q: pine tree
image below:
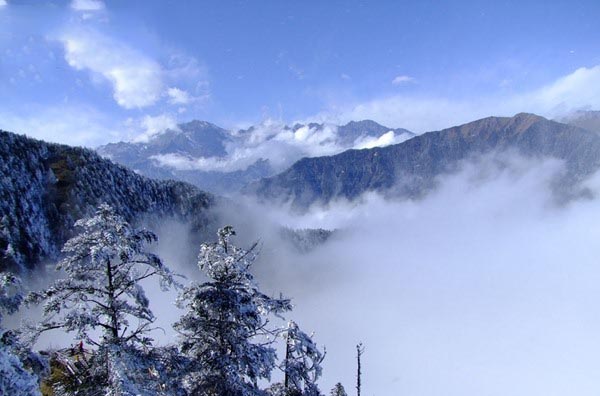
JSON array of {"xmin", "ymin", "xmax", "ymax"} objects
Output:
[
  {"xmin": 27, "ymin": 204, "xmax": 180, "ymax": 395},
  {"xmin": 329, "ymin": 383, "xmax": 347, "ymax": 396},
  {"xmin": 174, "ymin": 225, "xmax": 292, "ymax": 396},
  {"xmin": 0, "ymin": 273, "xmax": 46, "ymax": 396},
  {"xmin": 281, "ymin": 320, "xmax": 325, "ymax": 396}
]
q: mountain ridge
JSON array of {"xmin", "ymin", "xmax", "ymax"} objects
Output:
[
  {"xmin": 97, "ymin": 119, "xmax": 415, "ymax": 194},
  {"xmin": 245, "ymin": 113, "xmax": 600, "ymax": 209}
]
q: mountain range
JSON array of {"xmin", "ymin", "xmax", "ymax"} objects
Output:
[
  {"xmin": 3, "ymin": 111, "xmax": 600, "ymax": 271},
  {"xmin": 246, "ymin": 113, "xmax": 600, "ymax": 209},
  {"xmin": 97, "ymin": 120, "xmax": 414, "ymax": 194}
]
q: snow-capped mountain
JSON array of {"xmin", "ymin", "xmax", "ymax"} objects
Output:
[{"xmin": 97, "ymin": 119, "xmax": 414, "ymax": 194}]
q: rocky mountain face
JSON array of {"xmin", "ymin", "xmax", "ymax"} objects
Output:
[
  {"xmin": 97, "ymin": 119, "xmax": 414, "ymax": 194},
  {"xmin": 246, "ymin": 113, "xmax": 600, "ymax": 209},
  {"xmin": 0, "ymin": 130, "xmax": 216, "ymax": 273}
]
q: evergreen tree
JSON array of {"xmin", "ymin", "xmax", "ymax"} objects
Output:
[
  {"xmin": 0, "ymin": 273, "xmax": 46, "ymax": 396},
  {"xmin": 174, "ymin": 225, "xmax": 292, "ymax": 396},
  {"xmin": 281, "ymin": 320, "xmax": 325, "ymax": 396},
  {"xmin": 27, "ymin": 204, "xmax": 180, "ymax": 395},
  {"xmin": 329, "ymin": 383, "xmax": 347, "ymax": 396}
]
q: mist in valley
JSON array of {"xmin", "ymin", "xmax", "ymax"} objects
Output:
[
  {"xmin": 97, "ymin": 152, "xmax": 599, "ymax": 395},
  {"xmin": 18, "ymin": 151, "xmax": 600, "ymax": 395}
]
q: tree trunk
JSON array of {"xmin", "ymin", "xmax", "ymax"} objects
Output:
[
  {"xmin": 106, "ymin": 259, "xmax": 119, "ymax": 341},
  {"xmin": 284, "ymin": 329, "xmax": 291, "ymax": 390},
  {"xmin": 356, "ymin": 343, "xmax": 364, "ymax": 396}
]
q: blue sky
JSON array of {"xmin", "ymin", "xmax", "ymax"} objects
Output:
[{"xmin": 1, "ymin": 0, "xmax": 600, "ymax": 146}]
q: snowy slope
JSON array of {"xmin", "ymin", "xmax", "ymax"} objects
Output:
[{"xmin": 0, "ymin": 130, "xmax": 215, "ymax": 273}]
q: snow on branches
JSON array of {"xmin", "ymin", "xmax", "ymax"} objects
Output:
[
  {"xmin": 281, "ymin": 320, "xmax": 325, "ymax": 396},
  {"xmin": 27, "ymin": 203, "xmax": 180, "ymax": 347},
  {"xmin": 0, "ymin": 273, "xmax": 45, "ymax": 396},
  {"xmin": 175, "ymin": 225, "xmax": 293, "ymax": 396},
  {"xmin": 26, "ymin": 204, "xmax": 183, "ymax": 395}
]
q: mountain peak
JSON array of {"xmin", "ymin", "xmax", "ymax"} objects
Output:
[
  {"xmin": 343, "ymin": 120, "xmax": 388, "ymax": 129},
  {"xmin": 511, "ymin": 112, "xmax": 547, "ymax": 128},
  {"xmin": 513, "ymin": 112, "xmax": 544, "ymax": 120},
  {"xmin": 440, "ymin": 113, "xmax": 552, "ymax": 140},
  {"xmin": 179, "ymin": 120, "xmax": 223, "ymax": 131}
]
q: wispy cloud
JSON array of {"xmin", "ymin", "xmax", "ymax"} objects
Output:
[
  {"xmin": 0, "ymin": 105, "xmax": 118, "ymax": 147},
  {"xmin": 132, "ymin": 114, "xmax": 180, "ymax": 143},
  {"xmin": 70, "ymin": 0, "xmax": 105, "ymax": 11},
  {"xmin": 59, "ymin": 29, "xmax": 164, "ymax": 109},
  {"xmin": 523, "ymin": 65, "xmax": 600, "ymax": 114},
  {"xmin": 322, "ymin": 65, "xmax": 600, "ymax": 133},
  {"xmin": 353, "ymin": 130, "xmax": 412, "ymax": 149},
  {"xmin": 391, "ymin": 75, "xmax": 416, "ymax": 85},
  {"xmin": 167, "ymin": 87, "xmax": 191, "ymax": 105}
]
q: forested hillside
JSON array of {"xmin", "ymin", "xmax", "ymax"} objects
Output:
[{"xmin": 0, "ymin": 130, "xmax": 215, "ymax": 273}]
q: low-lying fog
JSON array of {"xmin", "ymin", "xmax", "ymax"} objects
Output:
[
  {"xmin": 27, "ymin": 152, "xmax": 600, "ymax": 396},
  {"xmin": 235, "ymin": 153, "xmax": 600, "ymax": 396}
]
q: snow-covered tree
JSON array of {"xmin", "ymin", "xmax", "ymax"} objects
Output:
[
  {"xmin": 0, "ymin": 273, "xmax": 45, "ymax": 396},
  {"xmin": 329, "ymin": 383, "xmax": 347, "ymax": 396},
  {"xmin": 280, "ymin": 321, "xmax": 325, "ymax": 396},
  {"xmin": 27, "ymin": 204, "xmax": 180, "ymax": 395},
  {"xmin": 174, "ymin": 225, "xmax": 292, "ymax": 396},
  {"xmin": 0, "ymin": 273, "xmax": 23, "ymax": 321}
]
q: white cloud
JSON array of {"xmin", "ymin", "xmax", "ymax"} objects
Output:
[
  {"xmin": 524, "ymin": 65, "xmax": 600, "ymax": 115},
  {"xmin": 70, "ymin": 0, "xmax": 105, "ymax": 11},
  {"xmin": 132, "ymin": 114, "xmax": 179, "ymax": 143},
  {"xmin": 148, "ymin": 119, "xmax": 418, "ymax": 173},
  {"xmin": 392, "ymin": 75, "xmax": 416, "ymax": 85},
  {"xmin": 167, "ymin": 87, "xmax": 191, "ymax": 105},
  {"xmin": 0, "ymin": 0, "xmax": 7, "ymax": 8},
  {"xmin": 0, "ymin": 106, "xmax": 119, "ymax": 147},
  {"xmin": 323, "ymin": 96, "xmax": 475, "ymax": 134},
  {"xmin": 352, "ymin": 130, "xmax": 413, "ymax": 149},
  {"xmin": 151, "ymin": 153, "xmax": 227, "ymax": 171},
  {"xmin": 324, "ymin": 65, "xmax": 600, "ymax": 133},
  {"xmin": 165, "ymin": 54, "xmax": 211, "ymax": 105},
  {"xmin": 235, "ymin": 154, "xmax": 600, "ymax": 395},
  {"xmin": 151, "ymin": 122, "xmax": 340, "ymax": 173},
  {"xmin": 59, "ymin": 29, "xmax": 163, "ymax": 109}
]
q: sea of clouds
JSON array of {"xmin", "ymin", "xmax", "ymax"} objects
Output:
[{"xmin": 20, "ymin": 151, "xmax": 600, "ymax": 396}]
